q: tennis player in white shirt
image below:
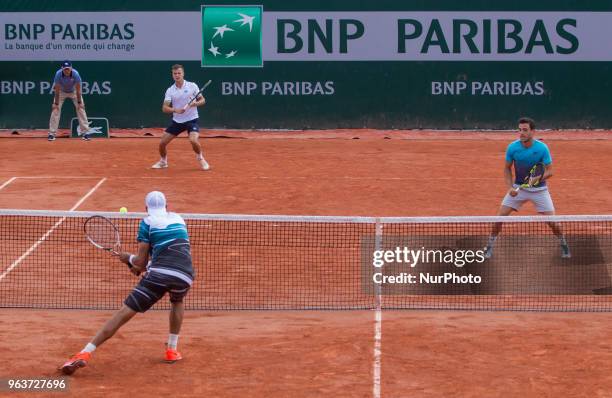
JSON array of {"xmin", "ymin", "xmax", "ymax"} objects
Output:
[{"xmin": 152, "ymin": 64, "xmax": 210, "ymax": 170}]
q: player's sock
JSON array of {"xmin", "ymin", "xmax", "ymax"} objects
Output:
[
  {"xmin": 559, "ymin": 236, "xmax": 571, "ymax": 258},
  {"xmin": 484, "ymin": 235, "xmax": 497, "ymax": 258},
  {"xmin": 161, "ymin": 156, "xmax": 168, "ymax": 163},
  {"xmin": 167, "ymin": 334, "xmax": 179, "ymax": 350},
  {"xmin": 81, "ymin": 342, "xmax": 96, "ymax": 354},
  {"xmin": 196, "ymin": 153, "xmax": 204, "ymax": 161}
]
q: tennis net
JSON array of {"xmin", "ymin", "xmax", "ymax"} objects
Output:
[{"xmin": 1, "ymin": 210, "xmax": 611, "ymax": 311}]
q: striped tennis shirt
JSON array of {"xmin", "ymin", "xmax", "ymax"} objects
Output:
[{"xmin": 137, "ymin": 212, "xmax": 194, "ymax": 285}]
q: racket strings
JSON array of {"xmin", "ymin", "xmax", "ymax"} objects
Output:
[
  {"xmin": 85, "ymin": 218, "xmax": 120, "ymax": 249},
  {"xmin": 528, "ymin": 163, "xmax": 545, "ymax": 187}
]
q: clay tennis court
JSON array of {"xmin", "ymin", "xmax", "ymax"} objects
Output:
[{"xmin": 2, "ymin": 131, "xmax": 612, "ymax": 397}]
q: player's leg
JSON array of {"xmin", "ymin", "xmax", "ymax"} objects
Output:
[
  {"xmin": 485, "ymin": 205, "xmax": 514, "ymax": 258},
  {"xmin": 492, "ymin": 205, "xmax": 514, "ymax": 234},
  {"xmin": 159, "ymin": 133, "xmax": 177, "ymax": 159},
  {"xmin": 153, "ymin": 120, "xmax": 185, "ymax": 168},
  {"xmin": 533, "ymin": 190, "xmax": 571, "ymax": 258},
  {"xmin": 170, "ymin": 301, "xmax": 184, "ymax": 335},
  {"xmin": 542, "ymin": 212, "xmax": 571, "ymax": 258},
  {"xmin": 485, "ymin": 189, "xmax": 525, "ymax": 258},
  {"xmin": 60, "ymin": 273, "xmax": 167, "ymax": 375},
  {"xmin": 90, "ymin": 305, "xmax": 138, "ymax": 347},
  {"xmin": 187, "ymin": 131, "xmax": 202, "ymax": 156},
  {"xmin": 165, "ymin": 282, "xmax": 191, "ymax": 363},
  {"xmin": 59, "ymin": 305, "xmax": 137, "ymax": 375},
  {"xmin": 152, "ymin": 132, "xmax": 178, "ymax": 168},
  {"xmin": 188, "ymin": 132, "xmax": 210, "ymax": 170},
  {"xmin": 165, "ymin": 301, "xmax": 185, "ymax": 363},
  {"xmin": 48, "ymin": 92, "xmax": 67, "ymax": 141},
  {"xmin": 186, "ymin": 120, "xmax": 210, "ymax": 170}
]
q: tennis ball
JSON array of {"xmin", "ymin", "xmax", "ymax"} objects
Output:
[{"xmin": 119, "ymin": 207, "xmax": 128, "ymax": 213}]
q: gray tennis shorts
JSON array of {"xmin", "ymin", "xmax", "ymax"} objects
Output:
[
  {"xmin": 501, "ymin": 187, "xmax": 555, "ymax": 212},
  {"xmin": 125, "ymin": 271, "xmax": 191, "ymax": 313}
]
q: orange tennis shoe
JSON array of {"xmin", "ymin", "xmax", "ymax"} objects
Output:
[
  {"xmin": 60, "ymin": 352, "xmax": 91, "ymax": 375},
  {"xmin": 164, "ymin": 348, "xmax": 182, "ymax": 363}
]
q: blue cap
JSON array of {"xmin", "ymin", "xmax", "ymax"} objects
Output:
[{"xmin": 61, "ymin": 60, "xmax": 72, "ymax": 69}]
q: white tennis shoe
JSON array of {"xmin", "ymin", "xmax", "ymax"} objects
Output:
[
  {"xmin": 484, "ymin": 245, "xmax": 494, "ymax": 259},
  {"xmin": 199, "ymin": 158, "xmax": 210, "ymax": 171},
  {"xmin": 152, "ymin": 160, "xmax": 168, "ymax": 169}
]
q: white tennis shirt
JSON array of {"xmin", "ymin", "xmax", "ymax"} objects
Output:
[{"xmin": 164, "ymin": 80, "xmax": 200, "ymax": 123}]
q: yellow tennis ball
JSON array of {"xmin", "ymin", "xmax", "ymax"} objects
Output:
[{"xmin": 119, "ymin": 207, "xmax": 128, "ymax": 213}]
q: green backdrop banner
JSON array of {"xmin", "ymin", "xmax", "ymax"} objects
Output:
[{"xmin": 1, "ymin": 1, "xmax": 611, "ymax": 130}]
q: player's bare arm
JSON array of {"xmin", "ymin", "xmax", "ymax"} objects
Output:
[
  {"xmin": 162, "ymin": 100, "xmax": 184, "ymax": 114},
  {"xmin": 541, "ymin": 163, "xmax": 553, "ymax": 182},
  {"xmin": 190, "ymin": 94, "xmax": 205, "ymax": 108},
  {"xmin": 119, "ymin": 242, "xmax": 150, "ymax": 274},
  {"xmin": 506, "ymin": 160, "xmax": 522, "ymax": 197},
  {"xmin": 503, "ymin": 160, "xmax": 514, "ymax": 188}
]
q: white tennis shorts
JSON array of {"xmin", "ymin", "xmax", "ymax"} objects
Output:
[{"xmin": 501, "ymin": 187, "xmax": 555, "ymax": 213}]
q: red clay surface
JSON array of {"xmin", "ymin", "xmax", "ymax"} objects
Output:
[
  {"xmin": 1, "ymin": 133, "xmax": 612, "ymax": 397},
  {"xmin": 3, "ymin": 128, "xmax": 612, "ymax": 140},
  {"xmin": 1, "ymin": 136, "xmax": 612, "ymax": 215},
  {"xmin": 0, "ymin": 310, "xmax": 374, "ymax": 398}
]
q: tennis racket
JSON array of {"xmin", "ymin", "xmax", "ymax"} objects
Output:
[
  {"xmin": 84, "ymin": 215, "xmax": 122, "ymax": 256},
  {"xmin": 183, "ymin": 80, "xmax": 212, "ymax": 110},
  {"xmin": 513, "ymin": 162, "xmax": 545, "ymax": 194}
]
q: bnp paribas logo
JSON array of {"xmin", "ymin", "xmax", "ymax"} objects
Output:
[{"xmin": 201, "ymin": 5, "xmax": 263, "ymax": 68}]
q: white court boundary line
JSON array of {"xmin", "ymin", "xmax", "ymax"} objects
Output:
[
  {"xmin": 0, "ymin": 177, "xmax": 17, "ymax": 191},
  {"xmin": 373, "ymin": 219, "xmax": 383, "ymax": 398},
  {"xmin": 0, "ymin": 178, "xmax": 106, "ymax": 282}
]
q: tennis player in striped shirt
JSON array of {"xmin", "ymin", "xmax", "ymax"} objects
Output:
[{"xmin": 60, "ymin": 191, "xmax": 195, "ymax": 375}]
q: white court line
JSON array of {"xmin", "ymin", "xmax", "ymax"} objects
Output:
[
  {"xmin": 0, "ymin": 177, "xmax": 17, "ymax": 191},
  {"xmin": 0, "ymin": 178, "xmax": 106, "ymax": 282},
  {"xmin": 17, "ymin": 176, "xmax": 109, "ymax": 179},
  {"xmin": 373, "ymin": 220, "xmax": 383, "ymax": 398},
  {"xmin": 68, "ymin": 178, "xmax": 107, "ymax": 211},
  {"xmin": 373, "ymin": 309, "xmax": 382, "ymax": 398}
]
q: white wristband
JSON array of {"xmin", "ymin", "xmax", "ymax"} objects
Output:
[{"xmin": 128, "ymin": 254, "xmax": 136, "ymax": 267}]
